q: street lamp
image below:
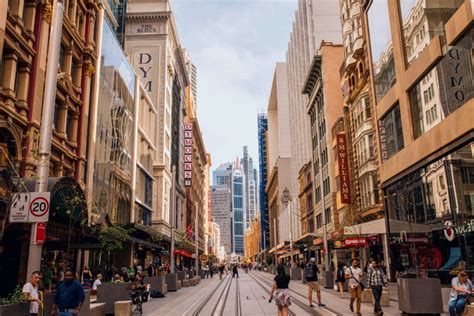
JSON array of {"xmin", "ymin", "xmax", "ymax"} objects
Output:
[{"xmin": 281, "ymin": 188, "xmax": 294, "ymax": 265}]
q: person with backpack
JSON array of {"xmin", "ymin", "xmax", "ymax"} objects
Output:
[
  {"xmin": 335, "ymin": 262, "xmax": 345, "ymax": 298},
  {"xmin": 305, "ymin": 258, "xmax": 325, "ymax": 307},
  {"xmin": 345, "ymin": 259, "xmax": 364, "ymax": 315}
]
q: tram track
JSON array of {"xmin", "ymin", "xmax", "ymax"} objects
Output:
[
  {"xmin": 189, "ymin": 272, "xmax": 241, "ymax": 316},
  {"xmin": 248, "ymin": 271, "xmax": 342, "ymax": 316}
]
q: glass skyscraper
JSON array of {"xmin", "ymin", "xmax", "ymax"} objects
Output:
[{"xmin": 258, "ymin": 114, "xmax": 269, "ymax": 250}]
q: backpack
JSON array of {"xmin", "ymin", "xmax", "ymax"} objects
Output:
[
  {"xmin": 337, "ymin": 268, "xmax": 344, "ymax": 279},
  {"xmin": 150, "ymin": 288, "xmax": 165, "ymax": 298},
  {"xmin": 305, "ymin": 263, "xmax": 316, "ymax": 279}
]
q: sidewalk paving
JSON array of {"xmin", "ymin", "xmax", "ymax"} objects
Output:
[{"xmin": 254, "ymin": 270, "xmax": 450, "ymax": 316}]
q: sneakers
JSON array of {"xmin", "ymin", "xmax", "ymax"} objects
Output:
[
  {"xmin": 350, "ymin": 304, "xmax": 354, "ymax": 312},
  {"xmin": 309, "ymin": 304, "xmax": 315, "ymax": 307},
  {"xmin": 318, "ymin": 303, "xmax": 326, "ymax": 307}
]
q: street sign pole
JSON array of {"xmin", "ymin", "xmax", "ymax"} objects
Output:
[{"xmin": 26, "ymin": 0, "xmax": 64, "ymax": 278}]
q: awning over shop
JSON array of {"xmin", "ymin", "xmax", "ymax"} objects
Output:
[
  {"xmin": 269, "ymin": 247, "xmax": 276, "ymax": 254},
  {"xmin": 126, "ymin": 235, "xmax": 164, "ymax": 250},
  {"xmin": 293, "ymin": 232, "xmax": 319, "ymax": 245},
  {"xmin": 344, "ymin": 218, "xmax": 433, "ymax": 235},
  {"xmin": 440, "ymin": 247, "xmax": 461, "ymax": 270},
  {"xmin": 174, "ymin": 249, "xmax": 193, "ymax": 258}
]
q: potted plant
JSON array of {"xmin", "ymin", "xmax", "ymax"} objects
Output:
[{"xmin": 0, "ymin": 286, "xmax": 29, "ymax": 315}]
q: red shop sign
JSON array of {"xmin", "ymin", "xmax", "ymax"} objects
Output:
[{"xmin": 343, "ymin": 237, "xmax": 368, "ymax": 248}]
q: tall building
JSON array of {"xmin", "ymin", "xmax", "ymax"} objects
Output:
[
  {"xmin": 211, "ymin": 185, "xmax": 232, "ymax": 254},
  {"xmin": 303, "ymin": 42, "xmax": 345, "ymax": 266},
  {"xmin": 213, "ymin": 162, "xmax": 233, "ymax": 188},
  {"xmin": 0, "ymin": 0, "xmax": 99, "ymax": 294},
  {"xmin": 265, "ymin": 62, "xmax": 295, "ymax": 251},
  {"xmin": 258, "ymin": 114, "xmax": 270, "ymax": 251},
  {"xmin": 285, "ymin": 0, "xmax": 342, "ymax": 242},
  {"xmin": 125, "ymin": 0, "xmax": 189, "ymax": 240},
  {"xmin": 182, "ymin": 48, "xmax": 197, "ymax": 105},
  {"xmin": 242, "ymin": 146, "xmax": 258, "ymax": 229},
  {"xmin": 232, "ymin": 160, "xmax": 246, "ymax": 255},
  {"xmin": 339, "ymin": 0, "xmax": 382, "ymax": 225},
  {"xmin": 363, "ymin": 0, "xmax": 473, "ymax": 278}
]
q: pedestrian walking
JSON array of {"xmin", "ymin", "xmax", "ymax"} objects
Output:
[
  {"xmin": 81, "ymin": 266, "xmax": 92, "ymax": 289},
  {"xmin": 203, "ymin": 264, "xmax": 209, "ymax": 278},
  {"xmin": 345, "ymin": 259, "xmax": 364, "ymax": 315},
  {"xmin": 52, "ymin": 269, "xmax": 85, "ymax": 316},
  {"xmin": 92, "ymin": 274, "xmax": 102, "ymax": 291},
  {"xmin": 368, "ymin": 260, "xmax": 387, "ymax": 315},
  {"xmin": 219, "ymin": 264, "xmax": 225, "ymax": 280},
  {"xmin": 304, "ymin": 258, "xmax": 325, "ymax": 307},
  {"xmin": 147, "ymin": 263, "xmax": 153, "ymax": 277},
  {"xmin": 23, "ymin": 271, "xmax": 43, "ymax": 316},
  {"xmin": 210, "ymin": 264, "xmax": 214, "ymax": 278},
  {"xmin": 449, "ymin": 271, "xmax": 473, "ymax": 316},
  {"xmin": 269, "ymin": 264, "xmax": 291, "ymax": 316},
  {"xmin": 335, "ymin": 262, "xmax": 345, "ymax": 298},
  {"xmin": 232, "ymin": 264, "xmax": 239, "ymax": 278}
]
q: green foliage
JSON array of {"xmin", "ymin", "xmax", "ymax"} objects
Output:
[
  {"xmin": 99, "ymin": 226, "xmax": 130, "ymax": 252},
  {"xmin": 0, "ymin": 285, "xmax": 23, "ymax": 306}
]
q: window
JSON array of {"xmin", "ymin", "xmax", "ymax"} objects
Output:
[
  {"xmin": 439, "ymin": 175, "xmax": 446, "ymax": 190},
  {"xmin": 66, "ymin": 110, "xmax": 75, "ymax": 141},
  {"xmin": 53, "ymin": 100, "xmax": 61, "ymax": 131},
  {"xmin": 316, "ymin": 214, "xmax": 322, "ymax": 229},
  {"xmin": 400, "ymin": 0, "xmax": 464, "ymax": 66},
  {"xmin": 379, "ymin": 103, "xmax": 404, "ymax": 160},
  {"xmin": 364, "ymin": 97, "xmax": 371, "ymax": 119},
  {"xmin": 315, "ymin": 186, "xmax": 321, "ymax": 203},
  {"xmin": 367, "ymin": 0, "xmax": 395, "ymax": 102},
  {"xmin": 324, "ymin": 207, "xmax": 332, "ymax": 224}
]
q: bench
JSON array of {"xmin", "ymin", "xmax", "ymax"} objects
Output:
[{"xmin": 90, "ymin": 302, "xmax": 106, "ymax": 316}]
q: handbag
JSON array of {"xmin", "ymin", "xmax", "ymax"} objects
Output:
[
  {"xmin": 333, "ymin": 284, "xmax": 338, "ymax": 291},
  {"xmin": 349, "ymin": 267, "xmax": 365, "ymax": 290}
]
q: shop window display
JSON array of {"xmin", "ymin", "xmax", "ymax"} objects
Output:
[{"xmin": 385, "ymin": 141, "xmax": 474, "ymax": 277}]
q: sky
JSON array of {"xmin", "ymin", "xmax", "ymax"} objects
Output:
[{"xmin": 172, "ymin": 0, "xmax": 297, "ymax": 172}]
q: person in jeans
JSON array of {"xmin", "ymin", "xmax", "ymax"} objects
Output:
[
  {"xmin": 449, "ymin": 271, "xmax": 473, "ymax": 316},
  {"xmin": 305, "ymin": 258, "xmax": 325, "ymax": 307},
  {"xmin": 269, "ymin": 264, "xmax": 291, "ymax": 316},
  {"xmin": 52, "ymin": 269, "xmax": 85, "ymax": 315},
  {"xmin": 22, "ymin": 271, "xmax": 43, "ymax": 316},
  {"xmin": 345, "ymin": 259, "xmax": 364, "ymax": 315},
  {"xmin": 368, "ymin": 260, "xmax": 388, "ymax": 315}
]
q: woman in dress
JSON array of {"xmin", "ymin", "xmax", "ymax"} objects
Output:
[
  {"xmin": 81, "ymin": 265, "xmax": 93, "ymax": 289},
  {"xmin": 270, "ymin": 264, "xmax": 291, "ymax": 316}
]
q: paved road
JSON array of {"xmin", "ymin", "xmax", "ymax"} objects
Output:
[{"xmin": 141, "ymin": 269, "xmax": 450, "ymax": 315}]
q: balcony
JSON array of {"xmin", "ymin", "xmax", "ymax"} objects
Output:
[{"xmin": 352, "ymin": 36, "xmax": 364, "ymax": 58}]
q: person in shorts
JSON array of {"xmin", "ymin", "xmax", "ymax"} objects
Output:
[
  {"xmin": 270, "ymin": 264, "xmax": 291, "ymax": 316},
  {"xmin": 305, "ymin": 257, "xmax": 325, "ymax": 307}
]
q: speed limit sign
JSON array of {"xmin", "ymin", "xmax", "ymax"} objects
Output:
[{"xmin": 28, "ymin": 192, "xmax": 50, "ymax": 222}]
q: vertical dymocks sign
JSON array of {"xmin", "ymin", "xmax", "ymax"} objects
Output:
[
  {"xmin": 336, "ymin": 134, "xmax": 351, "ymax": 204},
  {"xmin": 184, "ymin": 123, "xmax": 193, "ymax": 187}
]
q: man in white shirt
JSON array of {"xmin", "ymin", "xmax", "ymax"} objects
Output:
[
  {"xmin": 22, "ymin": 271, "xmax": 42, "ymax": 316},
  {"xmin": 345, "ymin": 259, "xmax": 364, "ymax": 316}
]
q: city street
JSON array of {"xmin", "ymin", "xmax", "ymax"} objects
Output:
[{"xmin": 142, "ymin": 269, "xmax": 451, "ymax": 315}]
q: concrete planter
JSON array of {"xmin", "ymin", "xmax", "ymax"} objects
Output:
[
  {"xmin": 146, "ymin": 276, "xmax": 167, "ymax": 294},
  {"xmin": 0, "ymin": 302, "xmax": 29, "ymax": 316},
  {"xmin": 177, "ymin": 271, "xmax": 186, "ymax": 281},
  {"xmin": 44, "ymin": 289, "xmax": 91, "ymax": 316},
  {"xmin": 90, "ymin": 303, "xmax": 106, "ymax": 316},
  {"xmin": 97, "ymin": 283, "xmax": 132, "ymax": 314},
  {"xmin": 321, "ymin": 271, "xmax": 334, "ymax": 288},
  {"xmin": 290, "ymin": 268, "xmax": 302, "ymax": 280},
  {"xmin": 397, "ymin": 278, "xmax": 443, "ymax": 314},
  {"xmin": 165, "ymin": 273, "xmax": 178, "ymax": 292},
  {"xmin": 182, "ymin": 279, "xmax": 190, "ymax": 287},
  {"xmin": 362, "ymin": 289, "xmax": 373, "ymax": 303}
]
